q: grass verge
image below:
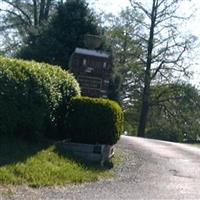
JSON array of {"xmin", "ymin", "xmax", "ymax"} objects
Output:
[{"xmin": 0, "ymin": 136, "xmax": 113, "ymax": 187}]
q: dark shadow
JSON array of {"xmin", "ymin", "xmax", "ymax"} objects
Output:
[
  {"xmin": 0, "ymin": 135, "xmax": 52, "ymax": 166},
  {"xmin": 0, "ymin": 135, "xmax": 113, "ymax": 173},
  {"xmin": 55, "ymin": 143, "xmax": 114, "ymax": 171}
]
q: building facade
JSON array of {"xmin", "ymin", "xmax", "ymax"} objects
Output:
[{"xmin": 69, "ymin": 48, "xmax": 112, "ymax": 98}]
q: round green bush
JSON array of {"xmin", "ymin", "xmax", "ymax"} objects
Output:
[
  {"xmin": 146, "ymin": 128, "xmax": 182, "ymax": 142},
  {"xmin": 65, "ymin": 97, "xmax": 124, "ymax": 145},
  {"xmin": 0, "ymin": 56, "xmax": 80, "ymax": 139}
]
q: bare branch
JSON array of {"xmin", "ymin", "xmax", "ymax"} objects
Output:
[
  {"xmin": 129, "ymin": 0, "xmax": 151, "ymax": 18},
  {"xmin": 0, "ymin": 8, "xmax": 30, "ymax": 28},
  {"xmin": 2, "ymin": 0, "xmax": 32, "ymax": 26}
]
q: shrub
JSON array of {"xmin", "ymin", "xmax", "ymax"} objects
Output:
[
  {"xmin": 0, "ymin": 56, "xmax": 80, "ymax": 139},
  {"xmin": 65, "ymin": 97, "xmax": 124, "ymax": 145},
  {"xmin": 146, "ymin": 128, "xmax": 182, "ymax": 142}
]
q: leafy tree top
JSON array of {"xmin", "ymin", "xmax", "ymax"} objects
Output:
[{"xmin": 17, "ymin": 0, "xmax": 101, "ymax": 68}]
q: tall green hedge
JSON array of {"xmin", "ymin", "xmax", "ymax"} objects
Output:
[
  {"xmin": 65, "ymin": 97, "xmax": 124, "ymax": 145},
  {"xmin": 0, "ymin": 56, "xmax": 80, "ymax": 139}
]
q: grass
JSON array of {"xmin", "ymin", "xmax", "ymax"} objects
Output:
[{"xmin": 0, "ymin": 136, "xmax": 113, "ymax": 187}]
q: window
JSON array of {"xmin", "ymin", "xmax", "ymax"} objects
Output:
[
  {"xmin": 103, "ymin": 62, "xmax": 107, "ymax": 68},
  {"xmin": 83, "ymin": 59, "xmax": 87, "ymax": 66},
  {"xmin": 104, "ymin": 80, "xmax": 109, "ymax": 84}
]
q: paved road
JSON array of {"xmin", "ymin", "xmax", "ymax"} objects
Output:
[{"xmin": 4, "ymin": 136, "xmax": 200, "ymax": 199}]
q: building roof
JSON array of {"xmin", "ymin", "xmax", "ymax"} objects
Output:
[{"xmin": 74, "ymin": 48, "xmax": 109, "ymax": 58}]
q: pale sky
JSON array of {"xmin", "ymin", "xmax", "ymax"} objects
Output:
[
  {"xmin": 88, "ymin": 0, "xmax": 200, "ymax": 87},
  {"xmin": 88, "ymin": 0, "xmax": 130, "ymax": 14}
]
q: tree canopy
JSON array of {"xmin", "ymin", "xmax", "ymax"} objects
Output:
[
  {"xmin": 0, "ymin": 0, "xmax": 63, "ymax": 55},
  {"xmin": 128, "ymin": 0, "xmax": 196, "ymax": 137},
  {"xmin": 104, "ymin": 8, "xmax": 144, "ymax": 106},
  {"xmin": 16, "ymin": 0, "xmax": 100, "ymax": 68},
  {"xmin": 148, "ymin": 83, "xmax": 200, "ymax": 142}
]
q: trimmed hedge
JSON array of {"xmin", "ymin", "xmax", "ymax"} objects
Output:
[
  {"xmin": 65, "ymin": 97, "xmax": 124, "ymax": 145},
  {"xmin": 0, "ymin": 56, "xmax": 80, "ymax": 139}
]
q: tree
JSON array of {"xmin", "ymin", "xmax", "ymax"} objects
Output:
[
  {"xmin": 124, "ymin": 82, "xmax": 200, "ymax": 142},
  {"xmin": 17, "ymin": 0, "xmax": 100, "ymax": 68},
  {"xmin": 103, "ymin": 8, "xmax": 144, "ymax": 107},
  {"xmin": 129, "ymin": 0, "xmax": 196, "ymax": 137},
  {"xmin": 0, "ymin": 0, "xmax": 61, "ymax": 54},
  {"xmin": 147, "ymin": 83, "xmax": 200, "ymax": 142}
]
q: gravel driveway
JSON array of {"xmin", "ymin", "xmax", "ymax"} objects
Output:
[{"xmin": 1, "ymin": 136, "xmax": 200, "ymax": 200}]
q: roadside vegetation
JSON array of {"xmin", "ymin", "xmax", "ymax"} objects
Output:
[
  {"xmin": 0, "ymin": 56, "xmax": 123, "ymax": 187},
  {"xmin": 0, "ymin": 136, "xmax": 112, "ymax": 187}
]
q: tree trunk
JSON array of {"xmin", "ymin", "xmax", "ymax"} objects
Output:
[
  {"xmin": 44, "ymin": 0, "xmax": 51, "ymax": 20},
  {"xmin": 137, "ymin": 0, "xmax": 157, "ymax": 137},
  {"xmin": 39, "ymin": 0, "xmax": 45, "ymax": 24},
  {"xmin": 33, "ymin": 0, "xmax": 38, "ymax": 26},
  {"xmin": 137, "ymin": 75, "xmax": 151, "ymax": 137}
]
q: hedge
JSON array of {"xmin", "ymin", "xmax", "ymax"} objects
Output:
[
  {"xmin": 65, "ymin": 97, "xmax": 124, "ymax": 145},
  {"xmin": 0, "ymin": 56, "xmax": 80, "ymax": 139}
]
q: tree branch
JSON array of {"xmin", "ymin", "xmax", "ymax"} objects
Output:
[
  {"xmin": 2, "ymin": 0, "xmax": 32, "ymax": 26},
  {"xmin": 0, "ymin": 8, "xmax": 30, "ymax": 27}
]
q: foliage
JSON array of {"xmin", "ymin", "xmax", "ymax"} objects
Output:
[
  {"xmin": 0, "ymin": 0, "xmax": 61, "ymax": 55},
  {"xmin": 124, "ymin": 83, "xmax": 200, "ymax": 143},
  {"xmin": 107, "ymin": 72, "xmax": 123, "ymax": 103},
  {"xmin": 124, "ymin": 105, "xmax": 140, "ymax": 136},
  {"xmin": 17, "ymin": 0, "xmax": 100, "ymax": 68},
  {"xmin": 129, "ymin": 0, "xmax": 196, "ymax": 137},
  {"xmin": 0, "ymin": 136, "xmax": 111, "ymax": 186},
  {"xmin": 0, "ymin": 56, "xmax": 80, "ymax": 139},
  {"xmin": 103, "ymin": 8, "xmax": 144, "ymax": 106},
  {"xmin": 148, "ymin": 83, "xmax": 200, "ymax": 142},
  {"xmin": 104, "ymin": 8, "xmax": 142, "ymax": 67},
  {"xmin": 146, "ymin": 128, "xmax": 182, "ymax": 142},
  {"xmin": 65, "ymin": 97, "xmax": 124, "ymax": 145}
]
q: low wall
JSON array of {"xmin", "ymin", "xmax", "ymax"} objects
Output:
[{"xmin": 57, "ymin": 142, "xmax": 114, "ymax": 166}]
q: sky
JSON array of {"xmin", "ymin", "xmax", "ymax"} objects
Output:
[
  {"xmin": 88, "ymin": 0, "xmax": 200, "ymax": 87},
  {"xmin": 88, "ymin": 0, "xmax": 130, "ymax": 14}
]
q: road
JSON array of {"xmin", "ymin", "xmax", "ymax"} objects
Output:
[
  {"xmin": 6, "ymin": 136, "xmax": 200, "ymax": 200},
  {"xmin": 117, "ymin": 136, "xmax": 200, "ymax": 200}
]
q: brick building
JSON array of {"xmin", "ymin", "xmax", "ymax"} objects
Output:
[{"xmin": 69, "ymin": 47, "xmax": 112, "ymax": 98}]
